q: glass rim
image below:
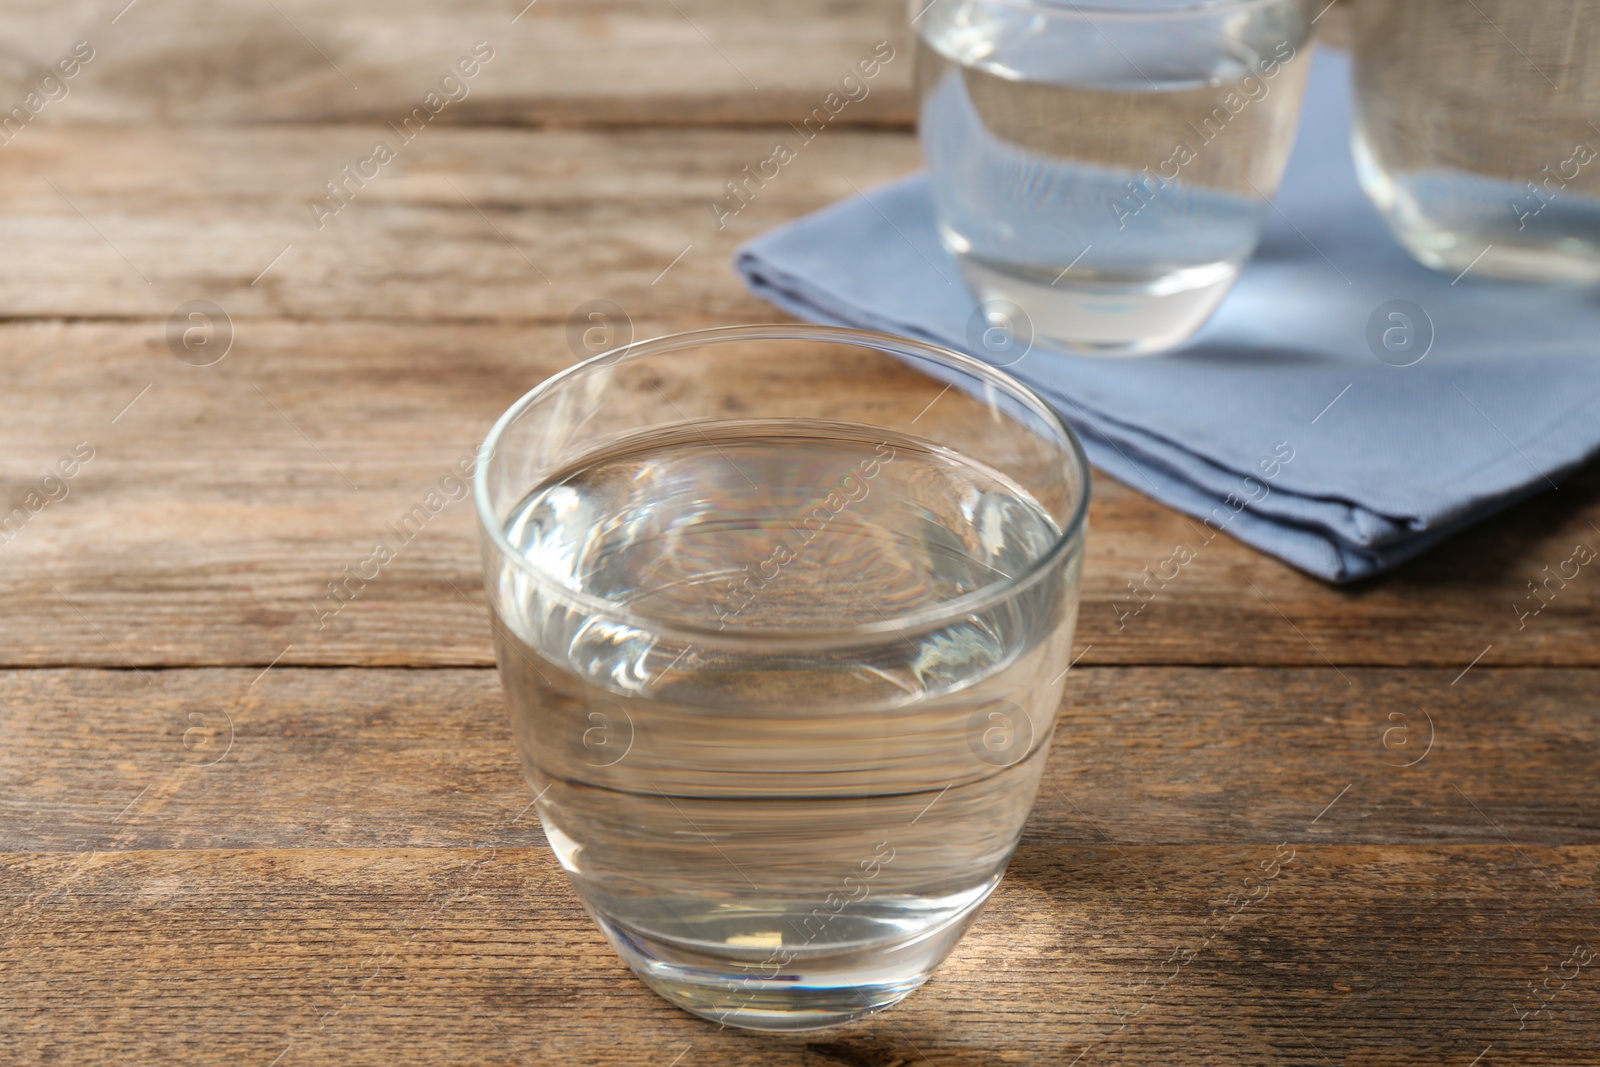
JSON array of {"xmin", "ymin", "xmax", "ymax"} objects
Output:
[
  {"xmin": 474, "ymin": 323, "xmax": 1091, "ymax": 649},
  {"xmin": 922, "ymin": 0, "xmax": 1297, "ymax": 18}
]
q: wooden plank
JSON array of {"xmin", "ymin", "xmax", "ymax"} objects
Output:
[
  {"xmin": 0, "ymin": 0, "xmax": 911, "ymax": 129},
  {"xmin": 3, "ymin": 666, "xmax": 1596, "ymax": 853},
  {"xmin": 0, "ymin": 0, "xmax": 1353, "ymax": 134},
  {"xmin": 2, "ymin": 316, "xmax": 1598, "ymax": 669},
  {"xmin": 0, "ymin": 126, "xmax": 920, "ymax": 321},
  {"xmin": 2, "ymin": 843, "xmax": 1594, "ymax": 1065}
]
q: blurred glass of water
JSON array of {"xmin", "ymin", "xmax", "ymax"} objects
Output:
[
  {"xmin": 915, "ymin": 0, "xmax": 1316, "ymax": 355},
  {"xmin": 1354, "ymin": 0, "xmax": 1600, "ymax": 284}
]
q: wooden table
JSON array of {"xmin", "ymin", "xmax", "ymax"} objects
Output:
[{"xmin": 3, "ymin": 2, "xmax": 1597, "ymax": 1063}]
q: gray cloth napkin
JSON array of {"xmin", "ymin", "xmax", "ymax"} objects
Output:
[{"xmin": 734, "ymin": 49, "xmax": 1600, "ymax": 582}]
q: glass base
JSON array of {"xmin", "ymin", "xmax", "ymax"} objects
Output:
[
  {"xmin": 1353, "ymin": 129, "xmax": 1600, "ymax": 285},
  {"xmin": 1386, "ymin": 222, "xmax": 1600, "ymax": 286},
  {"xmin": 957, "ymin": 252, "xmax": 1241, "ymax": 357},
  {"xmin": 590, "ymin": 891, "xmax": 994, "ymax": 1031}
]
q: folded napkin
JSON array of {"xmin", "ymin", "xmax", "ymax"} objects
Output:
[{"xmin": 736, "ymin": 49, "xmax": 1600, "ymax": 582}]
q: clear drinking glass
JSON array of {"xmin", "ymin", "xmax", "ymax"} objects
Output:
[
  {"xmin": 915, "ymin": 0, "xmax": 1317, "ymax": 355},
  {"xmin": 1353, "ymin": 0, "xmax": 1600, "ymax": 283},
  {"xmin": 474, "ymin": 325, "xmax": 1089, "ymax": 1030}
]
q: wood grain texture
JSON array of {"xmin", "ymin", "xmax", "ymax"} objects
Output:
[
  {"xmin": 0, "ymin": 126, "xmax": 919, "ymax": 320},
  {"xmin": 2, "ymin": 317, "xmax": 1598, "ymax": 669},
  {"xmin": 0, "ymin": 0, "xmax": 911, "ymax": 128},
  {"xmin": 1, "ymin": 666, "xmax": 1595, "ymax": 854},
  {"xmin": 3, "ymin": 844, "xmax": 1596, "ymax": 1066}
]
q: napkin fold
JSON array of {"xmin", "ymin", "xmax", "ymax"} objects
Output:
[{"xmin": 735, "ymin": 49, "xmax": 1600, "ymax": 582}]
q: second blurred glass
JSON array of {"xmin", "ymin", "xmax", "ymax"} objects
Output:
[
  {"xmin": 1353, "ymin": 0, "xmax": 1600, "ymax": 284},
  {"xmin": 916, "ymin": 0, "xmax": 1316, "ymax": 355}
]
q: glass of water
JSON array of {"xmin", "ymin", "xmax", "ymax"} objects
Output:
[
  {"xmin": 916, "ymin": 0, "xmax": 1317, "ymax": 354},
  {"xmin": 475, "ymin": 325, "xmax": 1089, "ymax": 1030},
  {"xmin": 1353, "ymin": 0, "xmax": 1600, "ymax": 283}
]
